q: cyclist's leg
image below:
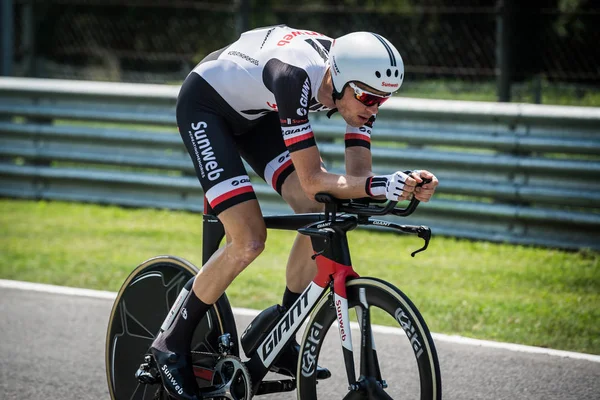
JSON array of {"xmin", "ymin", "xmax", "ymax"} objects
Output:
[
  {"xmin": 236, "ymin": 112, "xmax": 326, "ymax": 294},
  {"xmin": 151, "ymin": 73, "xmax": 266, "ymax": 400},
  {"xmin": 236, "ymin": 114, "xmax": 331, "ymax": 379},
  {"xmin": 280, "ymin": 170, "xmax": 325, "ymax": 292},
  {"xmin": 276, "ymin": 171, "xmax": 333, "ymax": 379}
]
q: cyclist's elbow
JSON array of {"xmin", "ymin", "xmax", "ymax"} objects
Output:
[{"xmin": 298, "ymin": 178, "xmax": 321, "ymax": 200}]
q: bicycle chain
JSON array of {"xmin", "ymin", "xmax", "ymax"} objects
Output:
[{"xmin": 190, "ymin": 350, "xmax": 221, "ymax": 359}]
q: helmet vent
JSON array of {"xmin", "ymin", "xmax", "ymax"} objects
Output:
[
  {"xmin": 400, "ymin": 73, "xmax": 404, "ymax": 79},
  {"xmin": 395, "ymin": 70, "xmax": 399, "ymax": 77},
  {"xmin": 386, "ymin": 69, "xmax": 392, "ymax": 77},
  {"xmin": 375, "ymin": 71, "xmax": 381, "ymax": 78}
]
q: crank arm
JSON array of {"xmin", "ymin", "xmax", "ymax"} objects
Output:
[{"xmin": 255, "ymin": 379, "xmax": 296, "ymax": 395}]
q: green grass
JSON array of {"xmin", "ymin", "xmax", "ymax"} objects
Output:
[{"xmin": 1, "ymin": 199, "xmax": 599, "ymax": 355}]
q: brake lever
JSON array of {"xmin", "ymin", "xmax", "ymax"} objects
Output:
[{"xmin": 411, "ymin": 226, "xmax": 431, "ymax": 257}]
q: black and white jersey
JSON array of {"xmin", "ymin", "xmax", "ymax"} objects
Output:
[{"xmin": 192, "ymin": 25, "xmax": 373, "ymax": 152}]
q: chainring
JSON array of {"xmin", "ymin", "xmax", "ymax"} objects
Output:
[{"xmin": 205, "ymin": 355, "xmax": 253, "ymax": 400}]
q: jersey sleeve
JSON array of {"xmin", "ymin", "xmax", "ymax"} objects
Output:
[
  {"xmin": 263, "ymin": 58, "xmax": 316, "ymax": 152},
  {"xmin": 345, "ymin": 115, "xmax": 375, "ymax": 149}
]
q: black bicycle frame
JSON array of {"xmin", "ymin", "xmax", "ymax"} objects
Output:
[
  {"xmin": 200, "ymin": 198, "xmax": 429, "ymax": 395},
  {"xmin": 202, "ymin": 204, "xmax": 361, "ymax": 387}
]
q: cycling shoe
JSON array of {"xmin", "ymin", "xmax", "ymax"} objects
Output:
[
  {"xmin": 270, "ymin": 341, "xmax": 331, "ymax": 380},
  {"xmin": 150, "ymin": 347, "xmax": 202, "ymax": 400}
]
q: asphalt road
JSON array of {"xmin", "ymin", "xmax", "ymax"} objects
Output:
[{"xmin": 1, "ymin": 283, "xmax": 599, "ymax": 400}]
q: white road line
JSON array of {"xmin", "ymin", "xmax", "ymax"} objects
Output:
[
  {"xmin": 2, "ymin": 279, "xmax": 599, "ymax": 363},
  {"xmin": 0, "ymin": 279, "xmax": 118, "ymax": 299}
]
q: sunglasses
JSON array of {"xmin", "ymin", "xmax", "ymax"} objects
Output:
[{"xmin": 348, "ymin": 82, "xmax": 391, "ymax": 107}]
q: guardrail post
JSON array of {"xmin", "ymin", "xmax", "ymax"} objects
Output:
[
  {"xmin": 21, "ymin": 1, "xmax": 37, "ymax": 77},
  {"xmin": 0, "ymin": 0, "xmax": 14, "ymax": 76},
  {"xmin": 496, "ymin": 0, "xmax": 513, "ymax": 102},
  {"xmin": 236, "ymin": 0, "xmax": 251, "ymax": 37}
]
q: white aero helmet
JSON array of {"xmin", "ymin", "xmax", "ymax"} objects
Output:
[{"xmin": 329, "ymin": 32, "xmax": 404, "ymax": 96}]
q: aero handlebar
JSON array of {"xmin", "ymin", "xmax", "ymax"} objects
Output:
[
  {"xmin": 314, "ymin": 178, "xmax": 432, "ymax": 218},
  {"xmin": 312, "ymin": 179, "xmax": 432, "ymax": 256}
]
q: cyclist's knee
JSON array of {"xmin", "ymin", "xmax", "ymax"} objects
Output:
[
  {"xmin": 225, "ymin": 238, "xmax": 265, "ymax": 273},
  {"xmin": 282, "ymin": 185, "xmax": 323, "ymax": 213},
  {"xmin": 281, "ymin": 174, "xmax": 324, "ymax": 213},
  {"xmin": 288, "ymin": 195, "xmax": 324, "ymax": 213}
]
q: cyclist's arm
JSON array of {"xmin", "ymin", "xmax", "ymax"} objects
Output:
[
  {"xmin": 266, "ymin": 59, "xmax": 372, "ymax": 199},
  {"xmin": 344, "ymin": 116, "xmax": 375, "ymax": 177},
  {"xmin": 345, "ymin": 146, "xmax": 374, "ymax": 177},
  {"xmin": 290, "ymin": 146, "xmax": 373, "ymax": 199}
]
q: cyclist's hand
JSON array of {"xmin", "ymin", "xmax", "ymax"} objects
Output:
[
  {"xmin": 411, "ymin": 170, "xmax": 439, "ymax": 202},
  {"xmin": 367, "ymin": 171, "xmax": 417, "ymax": 201}
]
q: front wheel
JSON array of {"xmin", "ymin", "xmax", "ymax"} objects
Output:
[
  {"xmin": 297, "ymin": 277, "xmax": 441, "ymax": 400},
  {"xmin": 105, "ymin": 255, "xmax": 238, "ymax": 400}
]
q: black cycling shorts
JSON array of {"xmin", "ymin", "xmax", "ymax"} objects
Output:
[{"xmin": 176, "ymin": 72, "xmax": 294, "ymax": 215}]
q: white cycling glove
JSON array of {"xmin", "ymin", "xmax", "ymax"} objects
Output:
[{"xmin": 366, "ymin": 171, "xmax": 411, "ymax": 201}]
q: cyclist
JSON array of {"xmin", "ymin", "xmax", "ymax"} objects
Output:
[{"xmin": 150, "ymin": 25, "xmax": 439, "ymax": 399}]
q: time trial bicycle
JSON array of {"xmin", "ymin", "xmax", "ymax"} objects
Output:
[{"xmin": 105, "ymin": 191, "xmax": 442, "ymax": 399}]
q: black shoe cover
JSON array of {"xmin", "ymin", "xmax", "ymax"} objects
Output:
[
  {"xmin": 270, "ymin": 341, "xmax": 331, "ymax": 380},
  {"xmin": 150, "ymin": 347, "xmax": 202, "ymax": 400}
]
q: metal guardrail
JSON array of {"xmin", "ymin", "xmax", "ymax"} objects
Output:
[{"xmin": 1, "ymin": 77, "xmax": 599, "ymax": 250}]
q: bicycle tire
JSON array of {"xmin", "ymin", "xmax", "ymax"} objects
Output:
[
  {"xmin": 297, "ymin": 277, "xmax": 442, "ymax": 400},
  {"xmin": 105, "ymin": 255, "xmax": 238, "ymax": 400}
]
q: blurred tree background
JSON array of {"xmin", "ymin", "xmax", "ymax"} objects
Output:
[{"xmin": 4, "ymin": 0, "xmax": 599, "ymax": 105}]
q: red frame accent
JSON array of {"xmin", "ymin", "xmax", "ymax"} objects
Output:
[
  {"xmin": 313, "ymin": 255, "xmax": 359, "ymax": 300},
  {"xmin": 193, "ymin": 366, "xmax": 214, "ymax": 381}
]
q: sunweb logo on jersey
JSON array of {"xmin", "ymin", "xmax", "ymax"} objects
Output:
[
  {"xmin": 188, "ymin": 121, "xmax": 223, "ymax": 181},
  {"xmin": 277, "ymin": 30, "xmax": 324, "ymax": 46}
]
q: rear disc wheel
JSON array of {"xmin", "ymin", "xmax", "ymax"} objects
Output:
[{"xmin": 105, "ymin": 255, "xmax": 238, "ymax": 400}]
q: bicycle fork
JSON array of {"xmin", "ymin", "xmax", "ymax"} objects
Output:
[
  {"xmin": 331, "ymin": 284, "xmax": 389, "ymax": 396},
  {"xmin": 301, "ymin": 218, "xmax": 393, "ymax": 397}
]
